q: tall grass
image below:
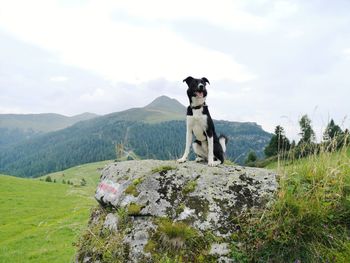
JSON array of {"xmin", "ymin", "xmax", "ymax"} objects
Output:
[{"xmin": 234, "ymin": 142, "xmax": 350, "ymax": 262}]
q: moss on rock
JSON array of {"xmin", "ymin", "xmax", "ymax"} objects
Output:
[
  {"xmin": 151, "ymin": 165, "xmax": 176, "ymax": 174},
  {"xmin": 182, "ymin": 180, "xmax": 197, "ymax": 195},
  {"xmin": 127, "ymin": 203, "xmax": 144, "ymax": 216}
]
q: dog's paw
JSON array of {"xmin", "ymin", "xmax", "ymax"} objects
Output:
[
  {"xmin": 177, "ymin": 158, "xmax": 187, "ymax": 163},
  {"xmin": 195, "ymin": 157, "xmax": 204, "ymax": 162}
]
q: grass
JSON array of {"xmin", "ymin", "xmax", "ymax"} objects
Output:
[
  {"xmin": 150, "ymin": 218, "xmax": 211, "ymax": 262},
  {"xmin": 3, "ymin": 146, "xmax": 350, "ymax": 262},
  {"xmin": 0, "ymin": 160, "xmax": 112, "ymax": 263},
  {"xmin": 157, "ymin": 218, "xmax": 198, "ymax": 245},
  {"xmin": 223, "ymin": 159, "xmax": 236, "ymax": 166},
  {"xmin": 233, "ymin": 147, "xmax": 350, "ymax": 262},
  {"xmin": 75, "ymin": 207, "xmax": 125, "ymax": 263},
  {"xmin": 146, "ymin": 218, "xmax": 219, "ymax": 262},
  {"xmin": 38, "ymin": 160, "xmax": 112, "ymax": 195}
]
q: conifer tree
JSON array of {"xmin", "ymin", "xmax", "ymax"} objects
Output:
[
  {"xmin": 245, "ymin": 151, "xmax": 257, "ymax": 165},
  {"xmin": 323, "ymin": 119, "xmax": 343, "ymax": 142},
  {"xmin": 264, "ymin": 125, "xmax": 290, "ymax": 157},
  {"xmin": 298, "ymin": 115, "xmax": 315, "ymax": 145}
]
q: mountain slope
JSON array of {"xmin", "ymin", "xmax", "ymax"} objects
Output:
[
  {"xmin": 0, "ymin": 112, "xmax": 98, "ymax": 148},
  {"xmin": 0, "ymin": 112, "xmax": 98, "ymax": 132},
  {"xmin": 144, "ymin": 95, "xmax": 186, "ymax": 114},
  {"xmin": 106, "ymin": 95, "xmax": 186, "ymax": 123},
  {"xmin": 0, "ymin": 120, "xmax": 271, "ymax": 177}
]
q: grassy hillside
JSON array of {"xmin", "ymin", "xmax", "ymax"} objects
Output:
[
  {"xmin": 233, "ymin": 148, "xmax": 350, "ymax": 262},
  {"xmin": 39, "ymin": 160, "xmax": 112, "ymax": 195},
  {"xmin": 0, "ymin": 160, "xmax": 111, "ymax": 263}
]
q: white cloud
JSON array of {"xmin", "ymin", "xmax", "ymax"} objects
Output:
[
  {"xmin": 343, "ymin": 48, "xmax": 350, "ymax": 59},
  {"xmin": 113, "ymin": 0, "xmax": 270, "ymax": 32},
  {"xmin": 0, "ymin": 106, "xmax": 26, "ymax": 114},
  {"xmin": 285, "ymin": 29, "xmax": 304, "ymax": 39},
  {"xmin": 269, "ymin": 0, "xmax": 299, "ymax": 19},
  {"xmin": 50, "ymin": 76, "xmax": 68, "ymax": 82},
  {"xmin": 79, "ymin": 88, "xmax": 107, "ymax": 102},
  {"xmin": 0, "ymin": 0, "xmax": 257, "ymax": 84},
  {"xmin": 0, "ymin": 0, "xmax": 349, "ymax": 141}
]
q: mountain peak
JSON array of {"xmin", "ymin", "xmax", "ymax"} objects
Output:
[
  {"xmin": 144, "ymin": 96, "xmax": 186, "ymax": 114},
  {"xmin": 70, "ymin": 112, "xmax": 98, "ymax": 120}
]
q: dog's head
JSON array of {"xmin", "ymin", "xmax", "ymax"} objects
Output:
[{"xmin": 183, "ymin": 76, "xmax": 210, "ymax": 106}]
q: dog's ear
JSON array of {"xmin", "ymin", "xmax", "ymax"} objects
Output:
[
  {"xmin": 183, "ymin": 76, "xmax": 194, "ymax": 85},
  {"xmin": 202, "ymin": 77, "xmax": 210, "ymax": 85}
]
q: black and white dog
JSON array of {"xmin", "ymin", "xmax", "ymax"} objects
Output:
[{"xmin": 177, "ymin": 76, "xmax": 227, "ymax": 166}]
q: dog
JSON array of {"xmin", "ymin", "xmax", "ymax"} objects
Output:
[{"xmin": 177, "ymin": 76, "xmax": 228, "ymax": 166}]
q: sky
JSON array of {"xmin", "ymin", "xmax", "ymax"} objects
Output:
[{"xmin": 0, "ymin": 0, "xmax": 349, "ymax": 141}]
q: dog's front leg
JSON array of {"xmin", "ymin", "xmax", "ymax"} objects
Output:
[
  {"xmin": 207, "ymin": 136, "xmax": 215, "ymax": 166},
  {"xmin": 177, "ymin": 118, "xmax": 192, "ymax": 163},
  {"xmin": 207, "ymin": 136, "xmax": 221, "ymax": 166}
]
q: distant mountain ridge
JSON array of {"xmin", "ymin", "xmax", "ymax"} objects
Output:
[
  {"xmin": 0, "ymin": 112, "xmax": 98, "ymax": 132},
  {"xmin": 0, "ymin": 96, "xmax": 272, "ymax": 177},
  {"xmin": 0, "ymin": 112, "xmax": 98, "ymax": 148}
]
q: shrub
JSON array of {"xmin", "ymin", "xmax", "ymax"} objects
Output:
[
  {"xmin": 45, "ymin": 176, "xmax": 52, "ymax": 182},
  {"xmin": 80, "ymin": 178, "xmax": 87, "ymax": 186}
]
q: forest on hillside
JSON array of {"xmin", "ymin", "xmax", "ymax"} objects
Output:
[{"xmin": 0, "ymin": 119, "xmax": 271, "ymax": 177}]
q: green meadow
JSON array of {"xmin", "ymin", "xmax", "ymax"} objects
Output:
[
  {"xmin": 1, "ymin": 148, "xmax": 349, "ymax": 262},
  {"xmin": 39, "ymin": 160, "xmax": 113, "ymax": 195},
  {"xmin": 233, "ymin": 147, "xmax": 350, "ymax": 262},
  {"xmin": 0, "ymin": 160, "xmax": 112, "ymax": 263}
]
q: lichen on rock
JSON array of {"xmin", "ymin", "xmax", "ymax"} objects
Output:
[{"xmin": 76, "ymin": 160, "xmax": 278, "ymax": 262}]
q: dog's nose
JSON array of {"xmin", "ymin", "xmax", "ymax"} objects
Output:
[{"xmin": 198, "ymin": 84, "xmax": 204, "ymax": 89}]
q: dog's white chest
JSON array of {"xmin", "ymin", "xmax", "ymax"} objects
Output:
[
  {"xmin": 191, "ymin": 96, "xmax": 206, "ymax": 107},
  {"xmin": 188, "ymin": 109, "xmax": 207, "ymax": 141}
]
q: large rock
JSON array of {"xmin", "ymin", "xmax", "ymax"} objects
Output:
[{"xmin": 76, "ymin": 160, "xmax": 277, "ymax": 263}]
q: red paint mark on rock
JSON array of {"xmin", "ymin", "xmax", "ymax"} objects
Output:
[{"xmin": 98, "ymin": 182, "xmax": 118, "ymax": 194}]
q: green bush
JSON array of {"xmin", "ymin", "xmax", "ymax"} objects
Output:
[{"xmin": 45, "ymin": 176, "xmax": 52, "ymax": 182}]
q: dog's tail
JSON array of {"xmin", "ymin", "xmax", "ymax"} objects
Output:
[{"xmin": 219, "ymin": 134, "xmax": 228, "ymax": 153}]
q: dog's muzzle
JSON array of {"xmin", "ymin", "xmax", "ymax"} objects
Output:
[{"xmin": 195, "ymin": 91, "xmax": 204, "ymax": 98}]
